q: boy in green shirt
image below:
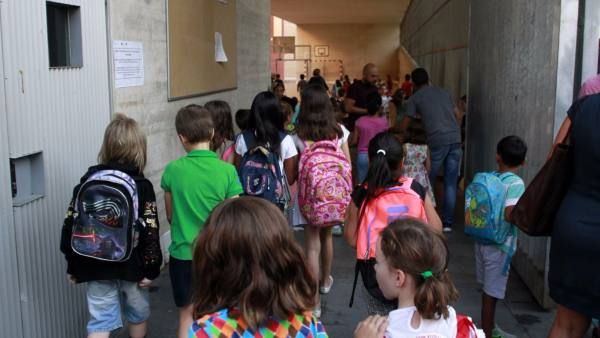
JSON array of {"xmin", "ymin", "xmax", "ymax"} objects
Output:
[{"xmin": 161, "ymin": 105, "xmax": 243, "ymax": 338}]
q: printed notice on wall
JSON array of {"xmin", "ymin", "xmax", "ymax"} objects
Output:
[{"xmin": 113, "ymin": 40, "xmax": 144, "ymax": 88}]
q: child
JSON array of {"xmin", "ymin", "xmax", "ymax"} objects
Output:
[
  {"xmin": 204, "ymin": 100, "xmax": 235, "ymax": 163},
  {"xmin": 234, "ymin": 91, "xmax": 299, "ymax": 203},
  {"xmin": 161, "ymin": 105, "xmax": 243, "ymax": 338},
  {"xmin": 189, "ymin": 197, "xmax": 328, "ymax": 338},
  {"xmin": 354, "ymin": 219, "xmax": 483, "ymax": 337},
  {"xmin": 294, "ymin": 84, "xmax": 353, "ymax": 317},
  {"xmin": 352, "ymin": 92, "xmax": 390, "ymax": 183},
  {"xmin": 401, "ymin": 122, "xmax": 436, "ymax": 206},
  {"xmin": 60, "ymin": 114, "xmax": 162, "ymax": 338},
  {"xmin": 235, "ymin": 108, "xmax": 251, "ymax": 132},
  {"xmin": 280, "ymin": 101, "xmax": 295, "ymax": 133},
  {"xmin": 465, "ymin": 135, "xmax": 527, "ymax": 338},
  {"xmin": 344, "ymin": 132, "xmax": 441, "ymax": 315}
]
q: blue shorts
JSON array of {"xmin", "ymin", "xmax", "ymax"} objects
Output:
[{"xmin": 86, "ymin": 280, "xmax": 150, "ymax": 333}]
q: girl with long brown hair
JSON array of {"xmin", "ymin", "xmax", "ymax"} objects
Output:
[{"xmin": 189, "ymin": 197, "xmax": 328, "ymax": 337}]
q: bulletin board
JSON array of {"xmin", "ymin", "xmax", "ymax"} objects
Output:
[{"xmin": 167, "ymin": 0, "xmax": 237, "ymax": 100}]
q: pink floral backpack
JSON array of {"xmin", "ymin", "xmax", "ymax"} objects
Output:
[{"xmin": 298, "ymin": 139, "xmax": 352, "ymax": 226}]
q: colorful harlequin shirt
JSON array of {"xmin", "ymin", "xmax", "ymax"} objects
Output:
[{"xmin": 188, "ymin": 308, "xmax": 328, "ymax": 338}]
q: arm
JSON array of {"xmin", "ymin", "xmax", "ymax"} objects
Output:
[
  {"xmin": 233, "ymin": 152, "xmax": 242, "ymax": 170},
  {"xmin": 425, "ymin": 148, "xmax": 431, "ymax": 173},
  {"xmin": 350, "ymin": 128, "xmax": 359, "ymax": 147},
  {"xmin": 400, "ymin": 115, "xmax": 411, "ymax": 133},
  {"xmin": 284, "ymin": 154, "xmax": 298, "ymax": 185},
  {"xmin": 60, "ymin": 197, "xmax": 76, "ymax": 256},
  {"xmin": 164, "ymin": 191, "xmax": 173, "ymax": 224},
  {"xmin": 354, "ymin": 315, "xmax": 389, "ymax": 338},
  {"xmin": 388, "ymin": 102, "xmax": 398, "ymax": 127},
  {"xmin": 344, "ymin": 97, "xmax": 368, "ymax": 115},
  {"xmin": 424, "ymin": 194, "xmax": 442, "ymax": 232},
  {"xmin": 140, "ymin": 189, "xmax": 163, "ymax": 282},
  {"xmin": 504, "ymin": 205, "xmax": 516, "ymax": 221},
  {"xmin": 341, "ymin": 141, "xmax": 352, "ymax": 165},
  {"xmin": 344, "ymin": 201, "xmax": 359, "ymax": 247}
]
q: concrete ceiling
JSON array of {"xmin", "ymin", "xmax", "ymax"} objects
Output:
[{"xmin": 271, "ymin": 0, "xmax": 411, "ymax": 24}]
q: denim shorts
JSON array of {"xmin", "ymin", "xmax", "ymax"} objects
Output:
[{"xmin": 86, "ymin": 280, "xmax": 150, "ymax": 333}]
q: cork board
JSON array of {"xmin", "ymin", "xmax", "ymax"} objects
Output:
[{"xmin": 167, "ymin": 0, "xmax": 237, "ymax": 100}]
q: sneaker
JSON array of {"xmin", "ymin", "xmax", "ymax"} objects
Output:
[
  {"xmin": 313, "ymin": 303, "xmax": 322, "ymax": 318},
  {"xmin": 492, "ymin": 326, "xmax": 516, "ymax": 338},
  {"xmin": 442, "ymin": 226, "xmax": 453, "ymax": 233},
  {"xmin": 319, "ymin": 275, "xmax": 334, "ymax": 294},
  {"xmin": 292, "ymin": 225, "xmax": 304, "ymax": 231},
  {"xmin": 332, "ymin": 225, "xmax": 343, "ymax": 236}
]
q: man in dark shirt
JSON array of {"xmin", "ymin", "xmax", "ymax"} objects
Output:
[
  {"xmin": 400, "ymin": 68, "xmax": 461, "ymax": 233},
  {"xmin": 297, "ymin": 74, "xmax": 308, "ymax": 94},
  {"xmin": 344, "ymin": 63, "xmax": 379, "ymax": 131}
]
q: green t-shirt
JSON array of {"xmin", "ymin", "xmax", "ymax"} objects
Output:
[{"xmin": 161, "ymin": 150, "xmax": 243, "ymax": 260}]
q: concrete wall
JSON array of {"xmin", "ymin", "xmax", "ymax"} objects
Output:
[
  {"xmin": 400, "ymin": 0, "xmax": 469, "ymax": 100},
  {"xmin": 296, "ymin": 23, "xmax": 400, "ymax": 83},
  {"xmin": 467, "ymin": 0, "xmax": 564, "ymax": 308},
  {"xmin": 108, "ymin": 0, "xmax": 271, "ymax": 244}
]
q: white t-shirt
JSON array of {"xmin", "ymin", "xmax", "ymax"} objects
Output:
[
  {"xmin": 235, "ymin": 132, "xmax": 298, "ymax": 173},
  {"xmin": 385, "ymin": 306, "xmax": 457, "ymax": 338}
]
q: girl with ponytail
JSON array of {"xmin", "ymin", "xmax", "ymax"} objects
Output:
[
  {"xmin": 344, "ymin": 132, "xmax": 441, "ymax": 315},
  {"xmin": 354, "ymin": 219, "xmax": 483, "ymax": 338}
]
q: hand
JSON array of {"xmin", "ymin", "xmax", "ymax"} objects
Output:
[
  {"xmin": 67, "ymin": 274, "xmax": 76, "ymax": 284},
  {"xmin": 354, "ymin": 315, "xmax": 388, "ymax": 338},
  {"xmin": 138, "ymin": 278, "xmax": 152, "ymax": 288}
]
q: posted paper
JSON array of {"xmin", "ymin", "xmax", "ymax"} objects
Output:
[
  {"xmin": 215, "ymin": 32, "xmax": 228, "ymax": 63},
  {"xmin": 113, "ymin": 40, "xmax": 144, "ymax": 88}
]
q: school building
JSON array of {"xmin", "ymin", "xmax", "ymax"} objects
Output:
[{"xmin": 0, "ymin": 0, "xmax": 598, "ymax": 337}]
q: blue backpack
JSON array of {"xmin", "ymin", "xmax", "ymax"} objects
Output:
[
  {"xmin": 238, "ymin": 131, "xmax": 288, "ymax": 210},
  {"xmin": 464, "ymin": 172, "xmax": 514, "ymax": 244}
]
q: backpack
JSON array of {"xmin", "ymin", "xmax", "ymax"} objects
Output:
[
  {"xmin": 464, "ymin": 172, "xmax": 515, "ymax": 244},
  {"xmin": 298, "ymin": 139, "xmax": 352, "ymax": 226},
  {"xmin": 349, "ymin": 177, "xmax": 427, "ymax": 306},
  {"xmin": 239, "ymin": 131, "xmax": 288, "ymax": 210},
  {"xmin": 456, "ymin": 314, "xmax": 483, "ymax": 338},
  {"xmin": 71, "ymin": 170, "xmax": 140, "ymax": 262}
]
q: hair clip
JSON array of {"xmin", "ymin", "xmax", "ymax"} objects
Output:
[
  {"xmin": 421, "ymin": 270, "xmax": 433, "ymax": 279},
  {"xmin": 377, "ymin": 149, "xmax": 386, "ymax": 156}
]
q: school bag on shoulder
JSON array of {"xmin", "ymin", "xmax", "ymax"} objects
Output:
[
  {"xmin": 71, "ymin": 169, "xmax": 141, "ymax": 262},
  {"xmin": 349, "ymin": 177, "xmax": 427, "ymax": 306},
  {"xmin": 239, "ymin": 130, "xmax": 289, "ymax": 211},
  {"xmin": 456, "ymin": 314, "xmax": 484, "ymax": 338},
  {"xmin": 298, "ymin": 139, "xmax": 352, "ymax": 226},
  {"xmin": 464, "ymin": 172, "xmax": 515, "ymax": 244}
]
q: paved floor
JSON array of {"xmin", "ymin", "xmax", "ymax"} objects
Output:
[{"xmin": 112, "ymin": 221, "xmax": 597, "ymax": 338}]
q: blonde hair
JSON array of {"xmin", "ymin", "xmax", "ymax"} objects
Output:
[{"xmin": 98, "ymin": 113, "xmax": 147, "ymax": 173}]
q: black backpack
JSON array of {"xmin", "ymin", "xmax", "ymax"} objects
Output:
[{"xmin": 71, "ymin": 170, "xmax": 141, "ymax": 262}]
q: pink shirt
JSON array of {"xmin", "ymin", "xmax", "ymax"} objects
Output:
[{"xmin": 356, "ymin": 115, "xmax": 388, "ymax": 152}]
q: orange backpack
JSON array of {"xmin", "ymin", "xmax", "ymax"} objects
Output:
[
  {"xmin": 356, "ymin": 177, "xmax": 428, "ymax": 260},
  {"xmin": 350, "ymin": 177, "xmax": 428, "ymax": 306}
]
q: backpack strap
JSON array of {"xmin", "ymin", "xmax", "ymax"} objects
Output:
[{"xmin": 349, "ymin": 260, "xmax": 360, "ymax": 307}]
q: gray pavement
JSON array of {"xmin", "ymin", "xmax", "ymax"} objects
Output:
[{"xmin": 110, "ymin": 220, "xmax": 593, "ymax": 338}]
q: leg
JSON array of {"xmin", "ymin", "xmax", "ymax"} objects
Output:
[
  {"xmin": 481, "ymin": 292, "xmax": 497, "ymax": 338},
  {"xmin": 121, "ymin": 281, "xmax": 150, "ymax": 338},
  {"xmin": 428, "ymin": 145, "xmax": 448, "ymax": 202},
  {"xmin": 319, "ymin": 226, "xmax": 334, "ymax": 288},
  {"xmin": 169, "ymin": 257, "xmax": 194, "ymax": 338},
  {"xmin": 548, "ymin": 304, "xmax": 591, "ymax": 338},
  {"xmin": 357, "ymin": 152, "xmax": 369, "ymax": 184},
  {"xmin": 304, "ymin": 225, "xmax": 321, "ymax": 306},
  {"xmin": 178, "ymin": 305, "xmax": 194, "ymax": 338},
  {"xmin": 441, "ymin": 144, "xmax": 462, "ymax": 228},
  {"xmin": 86, "ymin": 281, "xmax": 122, "ymax": 338}
]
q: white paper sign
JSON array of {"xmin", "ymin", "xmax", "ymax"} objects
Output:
[
  {"xmin": 113, "ymin": 40, "xmax": 144, "ymax": 88},
  {"xmin": 215, "ymin": 32, "xmax": 228, "ymax": 63}
]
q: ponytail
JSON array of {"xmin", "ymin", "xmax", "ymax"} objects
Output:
[
  {"xmin": 380, "ymin": 219, "xmax": 459, "ymax": 320},
  {"xmin": 363, "ymin": 132, "xmax": 405, "ymax": 202}
]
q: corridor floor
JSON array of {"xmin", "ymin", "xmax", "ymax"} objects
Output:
[{"xmin": 110, "ymin": 221, "xmax": 591, "ymax": 338}]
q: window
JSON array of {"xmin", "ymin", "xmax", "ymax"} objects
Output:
[
  {"xmin": 10, "ymin": 152, "xmax": 45, "ymax": 206},
  {"xmin": 46, "ymin": 2, "xmax": 82, "ymax": 68}
]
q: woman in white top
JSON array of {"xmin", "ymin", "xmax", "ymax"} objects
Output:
[
  {"xmin": 354, "ymin": 219, "xmax": 483, "ymax": 338},
  {"xmin": 233, "ymin": 91, "xmax": 298, "ymax": 185}
]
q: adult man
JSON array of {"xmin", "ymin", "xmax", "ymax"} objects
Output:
[
  {"xmin": 297, "ymin": 74, "xmax": 308, "ymax": 94},
  {"xmin": 400, "ymin": 68, "xmax": 462, "ymax": 233},
  {"xmin": 344, "ymin": 63, "xmax": 379, "ymax": 131}
]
